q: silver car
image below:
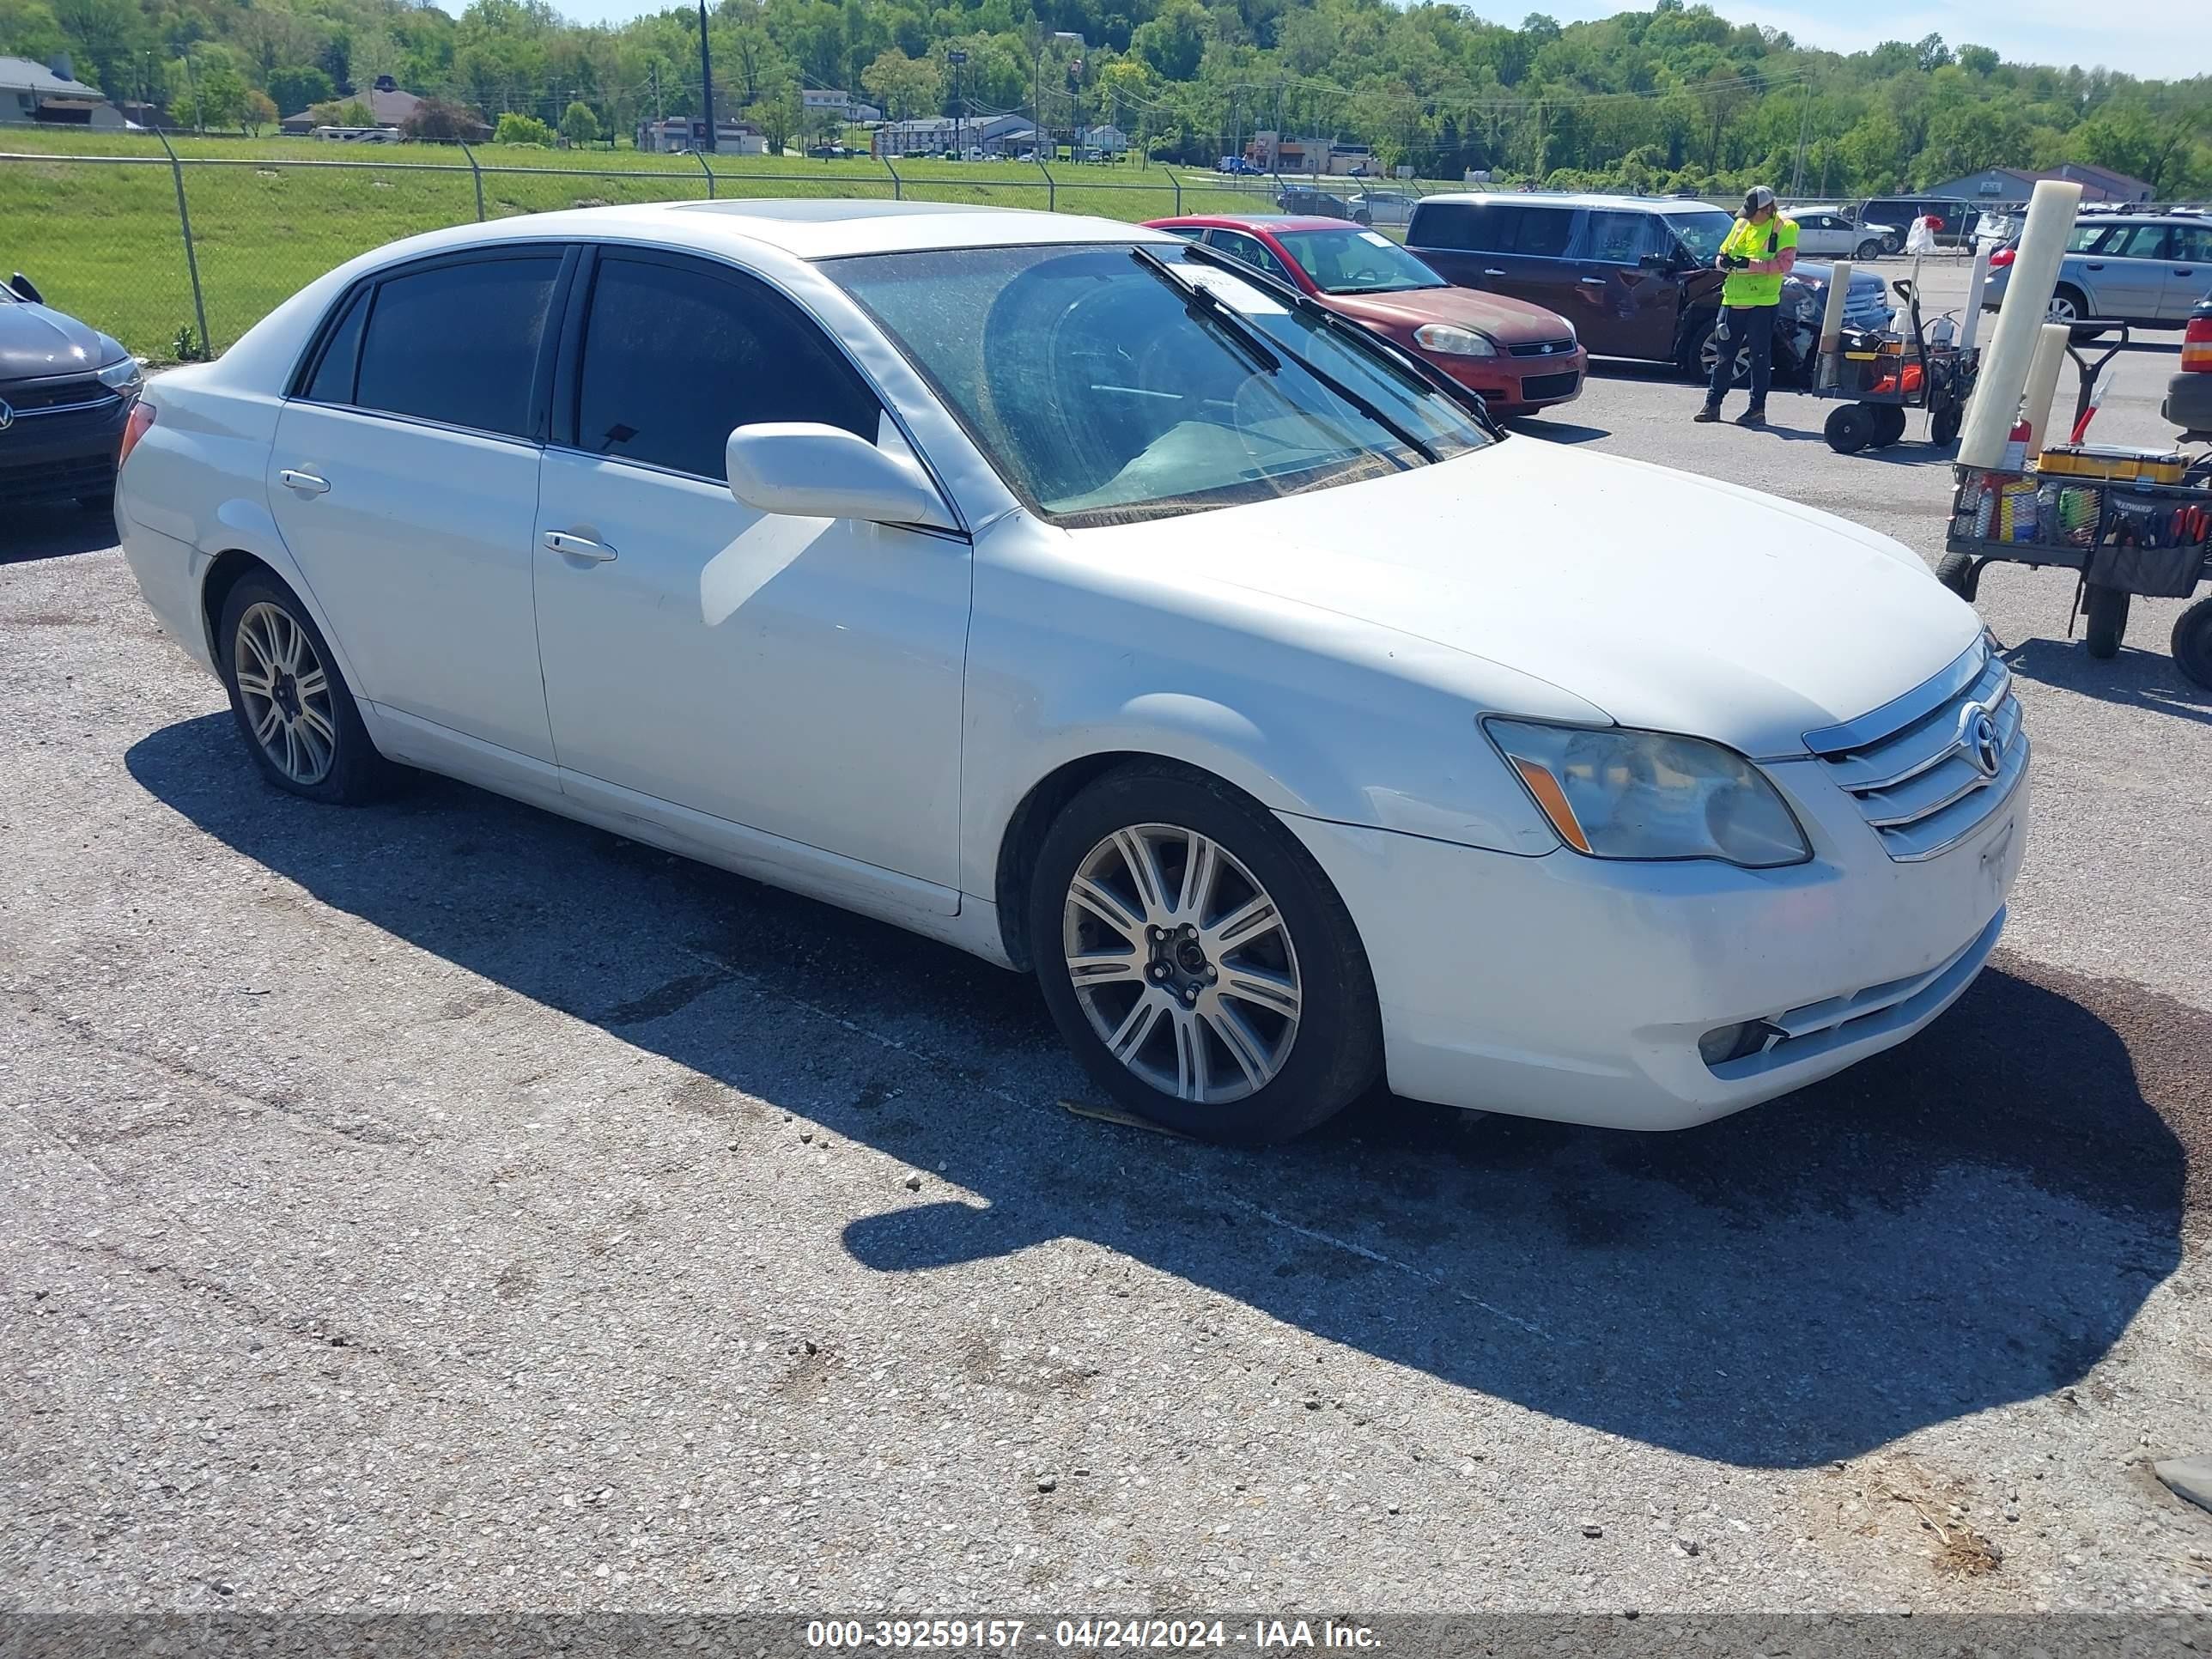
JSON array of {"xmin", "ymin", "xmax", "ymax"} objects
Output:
[{"xmin": 1985, "ymin": 212, "xmax": 2212, "ymax": 328}]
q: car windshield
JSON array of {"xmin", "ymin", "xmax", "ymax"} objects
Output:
[
  {"xmin": 1666, "ymin": 210, "xmax": 1736, "ymax": 261},
  {"xmin": 828, "ymin": 240, "xmax": 1492, "ymax": 527},
  {"xmin": 1269, "ymin": 227, "xmax": 1446, "ymax": 295}
]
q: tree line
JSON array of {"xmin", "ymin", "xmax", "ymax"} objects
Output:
[{"xmin": 4, "ymin": 0, "xmax": 2208, "ymax": 195}]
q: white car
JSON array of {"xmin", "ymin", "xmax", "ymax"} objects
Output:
[
  {"xmin": 1791, "ymin": 208, "xmax": 1893, "ymax": 261},
  {"xmin": 114, "ymin": 201, "xmax": 2029, "ymax": 1143}
]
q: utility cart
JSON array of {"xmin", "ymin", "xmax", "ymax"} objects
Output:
[
  {"xmin": 1934, "ymin": 324, "xmax": 2212, "ymax": 689},
  {"xmin": 1814, "ymin": 278, "xmax": 1978, "ymax": 454}
]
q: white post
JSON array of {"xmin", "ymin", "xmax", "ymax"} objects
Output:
[
  {"xmin": 1816, "ymin": 258, "xmax": 1853, "ymax": 390},
  {"xmin": 1957, "ymin": 179, "xmax": 2082, "ymax": 471},
  {"xmin": 1959, "ymin": 243, "xmax": 1992, "ymax": 355},
  {"xmin": 2020, "ymin": 323, "xmax": 2072, "ymax": 461}
]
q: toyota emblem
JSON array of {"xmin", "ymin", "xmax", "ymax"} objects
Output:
[
  {"xmin": 0, "ymin": 400, "xmax": 12, "ymax": 431},
  {"xmin": 1967, "ymin": 708, "xmax": 2002, "ymax": 778}
]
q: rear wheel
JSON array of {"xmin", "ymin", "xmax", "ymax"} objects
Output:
[
  {"xmin": 1931, "ymin": 401, "xmax": 1962, "ymax": 447},
  {"xmin": 1935, "ymin": 549, "xmax": 1980, "ymax": 600},
  {"xmin": 2048, "ymin": 284, "xmax": 2105, "ymax": 343},
  {"xmin": 1029, "ymin": 763, "xmax": 1381, "ymax": 1145},
  {"xmin": 1825, "ymin": 404, "xmax": 1875, "ymax": 453},
  {"xmin": 2083, "ymin": 582, "xmax": 2130, "ymax": 659},
  {"xmin": 1870, "ymin": 404, "xmax": 1910, "ymax": 447},
  {"xmin": 2171, "ymin": 596, "xmax": 2212, "ymax": 689},
  {"xmin": 217, "ymin": 573, "xmax": 390, "ymax": 804}
]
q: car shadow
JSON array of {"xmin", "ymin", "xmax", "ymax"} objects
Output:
[
  {"xmin": 1999, "ymin": 632, "xmax": 2212, "ymax": 726},
  {"xmin": 2, "ymin": 503, "xmax": 115, "ymax": 565},
  {"xmin": 124, "ymin": 714, "xmax": 2192, "ymax": 1470}
]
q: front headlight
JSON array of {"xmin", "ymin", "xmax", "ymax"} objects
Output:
[
  {"xmin": 97, "ymin": 356, "xmax": 144, "ymax": 396},
  {"xmin": 1485, "ymin": 720, "xmax": 1811, "ymax": 868},
  {"xmin": 1413, "ymin": 323, "xmax": 1497, "ymax": 357}
]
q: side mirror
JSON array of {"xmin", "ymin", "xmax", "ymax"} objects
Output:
[
  {"xmin": 9, "ymin": 271, "xmax": 43, "ymax": 305},
  {"xmin": 726, "ymin": 422, "xmax": 957, "ymax": 531}
]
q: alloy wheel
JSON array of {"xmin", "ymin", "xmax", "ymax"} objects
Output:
[
  {"xmin": 233, "ymin": 601, "xmax": 338, "ymax": 786},
  {"xmin": 1061, "ymin": 823, "xmax": 1301, "ymax": 1105},
  {"xmin": 2046, "ymin": 292, "xmax": 2081, "ymax": 323},
  {"xmin": 1701, "ymin": 331, "xmax": 1753, "ymax": 386}
]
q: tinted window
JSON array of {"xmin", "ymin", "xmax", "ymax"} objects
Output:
[
  {"xmin": 1582, "ymin": 210, "xmax": 1658, "ymax": 263},
  {"xmin": 302, "ymin": 287, "xmax": 368, "ymax": 404},
  {"xmin": 354, "ymin": 256, "xmax": 560, "ymax": 437},
  {"xmin": 574, "ymin": 255, "xmax": 879, "ymax": 479},
  {"xmin": 1409, "ymin": 202, "xmax": 1486, "ymax": 250},
  {"xmin": 2171, "ymin": 224, "xmax": 2212, "ymax": 263},
  {"xmin": 1502, "ymin": 205, "xmax": 1576, "ymax": 258},
  {"xmin": 2107, "ymin": 223, "xmax": 2173, "ymax": 259}
]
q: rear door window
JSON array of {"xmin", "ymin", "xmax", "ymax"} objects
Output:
[
  {"xmin": 1581, "ymin": 210, "xmax": 1658, "ymax": 264},
  {"xmin": 570, "ymin": 252, "xmax": 880, "ymax": 480},
  {"xmin": 353, "ymin": 254, "xmax": 562, "ymax": 439},
  {"xmin": 1410, "ymin": 202, "xmax": 1502, "ymax": 251},
  {"xmin": 1507, "ymin": 206, "xmax": 1577, "ymax": 258},
  {"xmin": 300, "ymin": 287, "xmax": 368, "ymax": 404},
  {"xmin": 1206, "ymin": 229, "xmax": 1291, "ymax": 283}
]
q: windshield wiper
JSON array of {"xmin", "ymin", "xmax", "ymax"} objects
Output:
[
  {"xmin": 1129, "ymin": 245, "xmax": 1280, "ymax": 378},
  {"xmin": 1136, "ymin": 244, "xmax": 1443, "ymax": 464}
]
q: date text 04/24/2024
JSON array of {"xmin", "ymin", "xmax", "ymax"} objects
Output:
[{"xmin": 804, "ymin": 1621, "xmax": 1381, "ymax": 1650}]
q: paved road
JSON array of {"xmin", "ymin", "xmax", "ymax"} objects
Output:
[{"xmin": 3, "ymin": 268, "xmax": 2209, "ymax": 1615}]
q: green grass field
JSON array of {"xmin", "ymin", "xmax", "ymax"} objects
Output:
[{"xmin": 0, "ymin": 130, "xmax": 1321, "ymax": 360}]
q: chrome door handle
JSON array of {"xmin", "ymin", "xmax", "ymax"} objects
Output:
[
  {"xmin": 278, "ymin": 468, "xmax": 330, "ymax": 495},
  {"xmin": 543, "ymin": 529, "xmax": 616, "ymax": 562},
  {"xmin": 1483, "ymin": 268, "xmax": 1506, "ymax": 277},
  {"xmin": 1579, "ymin": 276, "xmax": 1607, "ymax": 286}
]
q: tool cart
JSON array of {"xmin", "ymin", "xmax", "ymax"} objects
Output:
[
  {"xmin": 1814, "ymin": 278, "xmax": 1978, "ymax": 453},
  {"xmin": 1936, "ymin": 325, "xmax": 2212, "ymax": 688}
]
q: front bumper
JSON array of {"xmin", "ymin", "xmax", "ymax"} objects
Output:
[
  {"xmin": 1429, "ymin": 347, "xmax": 1587, "ymax": 414},
  {"xmin": 1284, "ymin": 753, "xmax": 2028, "ymax": 1131},
  {"xmin": 0, "ymin": 386, "xmax": 129, "ymax": 506}
]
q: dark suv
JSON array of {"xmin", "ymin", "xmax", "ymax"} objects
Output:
[
  {"xmin": 1404, "ymin": 191, "xmax": 1889, "ymax": 380},
  {"xmin": 1855, "ymin": 198, "xmax": 1978, "ymax": 252},
  {"xmin": 1, "ymin": 271, "xmax": 142, "ymax": 514}
]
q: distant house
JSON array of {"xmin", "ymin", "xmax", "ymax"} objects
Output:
[
  {"xmin": 1083, "ymin": 123, "xmax": 1127, "ymax": 156},
  {"xmin": 800, "ymin": 88, "xmax": 882, "ymax": 124},
  {"xmin": 279, "ymin": 76, "xmax": 422, "ymax": 135},
  {"xmin": 635, "ymin": 116, "xmax": 767, "ymax": 155},
  {"xmin": 872, "ymin": 113, "xmax": 1036, "ymax": 158},
  {"xmin": 1926, "ymin": 163, "xmax": 2154, "ymax": 205},
  {"xmin": 0, "ymin": 53, "xmax": 125, "ymax": 128}
]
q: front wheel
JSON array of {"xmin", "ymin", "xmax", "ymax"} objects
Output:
[
  {"xmin": 2171, "ymin": 595, "xmax": 2212, "ymax": 689},
  {"xmin": 1936, "ymin": 549, "xmax": 1980, "ymax": 600},
  {"xmin": 1856, "ymin": 240, "xmax": 1884, "ymax": 261},
  {"xmin": 1691, "ymin": 318, "xmax": 1752, "ymax": 387},
  {"xmin": 217, "ymin": 572, "xmax": 391, "ymax": 803},
  {"xmin": 1880, "ymin": 232, "xmax": 1903, "ymax": 255},
  {"xmin": 1931, "ymin": 401, "xmax": 1962, "ymax": 447},
  {"xmin": 1030, "ymin": 763, "xmax": 1382, "ymax": 1145},
  {"xmin": 2083, "ymin": 582, "xmax": 2130, "ymax": 659}
]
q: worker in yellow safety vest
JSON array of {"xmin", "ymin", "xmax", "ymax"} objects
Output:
[{"xmin": 1693, "ymin": 185, "xmax": 1798, "ymax": 428}]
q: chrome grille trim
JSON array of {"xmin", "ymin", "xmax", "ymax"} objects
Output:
[{"xmin": 1805, "ymin": 637, "xmax": 2027, "ymax": 863}]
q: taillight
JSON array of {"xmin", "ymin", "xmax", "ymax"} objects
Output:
[
  {"xmin": 1989, "ymin": 246, "xmax": 2015, "ymax": 268},
  {"xmin": 118, "ymin": 400, "xmax": 155, "ymax": 469},
  {"xmin": 2184, "ymin": 313, "xmax": 2212, "ymax": 373}
]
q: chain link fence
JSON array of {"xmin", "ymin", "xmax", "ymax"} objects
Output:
[{"xmin": 2, "ymin": 132, "xmax": 1444, "ymax": 362}]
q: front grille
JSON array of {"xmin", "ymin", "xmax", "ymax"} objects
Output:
[
  {"xmin": 1520, "ymin": 370, "xmax": 1580, "ymax": 401},
  {"xmin": 1508, "ymin": 338, "xmax": 1577, "ymax": 358},
  {"xmin": 1804, "ymin": 640, "xmax": 2027, "ymax": 862},
  {"xmin": 3, "ymin": 376, "xmax": 112, "ymax": 415},
  {"xmin": 0, "ymin": 449, "xmax": 112, "ymax": 501}
]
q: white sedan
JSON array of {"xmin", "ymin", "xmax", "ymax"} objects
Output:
[{"xmin": 114, "ymin": 201, "xmax": 2028, "ymax": 1143}]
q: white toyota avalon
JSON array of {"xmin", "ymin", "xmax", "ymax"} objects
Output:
[{"xmin": 113, "ymin": 200, "xmax": 2028, "ymax": 1143}]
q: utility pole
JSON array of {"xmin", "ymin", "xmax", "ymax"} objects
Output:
[
  {"xmin": 696, "ymin": 0, "xmax": 716, "ymax": 153},
  {"xmin": 948, "ymin": 48, "xmax": 966, "ymax": 159},
  {"xmin": 1789, "ymin": 78, "xmax": 1811, "ymax": 197}
]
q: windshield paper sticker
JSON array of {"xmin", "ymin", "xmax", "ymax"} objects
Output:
[
  {"xmin": 1182, "ymin": 264, "xmax": 1290, "ymax": 314},
  {"xmin": 1359, "ymin": 230, "xmax": 1393, "ymax": 246}
]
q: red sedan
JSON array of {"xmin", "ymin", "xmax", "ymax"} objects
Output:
[{"xmin": 1144, "ymin": 214, "xmax": 1587, "ymax": 416}]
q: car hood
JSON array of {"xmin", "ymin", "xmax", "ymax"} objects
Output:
[
  {"xmin": 0, "ymin": 300, "xmax": 119, "ymax": 380},
  {"xmin": 1322, "ymin": 286, "xmax": 1575, "ymax": 343},
  {"xmin": 1079, "ymin": 437, "xmax": 1978, "ymax": 757}
]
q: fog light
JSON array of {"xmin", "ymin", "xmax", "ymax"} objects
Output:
[{"xmin": 1698, "ymin": 1019, "xmax": 1784, "ymax": 1068}]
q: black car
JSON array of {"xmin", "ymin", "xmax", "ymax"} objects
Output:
[
  {"xmin": 1, "ymin": 272, "xmax": 142, "ymax": 513},
  {"xmin": 1854, "ymin": 197, "xmax": 1978, "ymax": 253},
  {"xmin": 1275, "ymin": 186, "xmax": 1352, "ymax": 218}
]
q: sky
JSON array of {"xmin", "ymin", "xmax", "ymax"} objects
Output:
[{"xmin": 432, "ymin": 0, "xmax": 2202, "ymax": 82}]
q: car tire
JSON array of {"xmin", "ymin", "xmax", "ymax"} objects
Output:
[
  {"xmin": 1931, "ymin": 401, "xmax": 1962, "ymax": 447},
  {"xmin": 1935, "ymin": 549, "xmax": 1980, "ymax": 601},
  {"xmin": 1880, "ymin": 232, "xmax": 1903, "ymax": 255},
  {"xmin": 2169, "ymin": 596, "xmax": 2212, "ymax": 690},
  {"xmin": 1825, "ymin": 404, "xmax": 1875, "ymax": 453},
  {"xmin": 1856, "ymin": 240, "xmax": 1884, "ymax": 261},
  {"xmin": 216, "ymin": 571, "xmax": 391, "ymax": 805},
  {"xmin": 1689, "ymin": 318, "xmax": 1751, "ymax": 387},
  {"xmin": 1353, "ymin": 210, "xmax": 1372, "ymax": 227},
  {"xmin": 2048, "ymin": 284, "xmax": 2104, "ymax": 343},
  {"xmin": 1028, "ymin": 762, "xmax": 1382, "ymax": 1146},
  {"xmin": 2083, "ymin": 582, "xmax": 2130, "ymax": 659}
]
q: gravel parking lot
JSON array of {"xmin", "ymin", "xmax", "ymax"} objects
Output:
[{"xmin": 4, "ymin": 257, "xmax": 2209, "ymax": 1618}]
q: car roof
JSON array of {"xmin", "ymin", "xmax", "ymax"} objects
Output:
[
  {"xmin": 1413, "ymin": 191, "xmax": 1725, "ymax": 214},
  {"xmin": 1149, "ymin": 214, "xmax": 1363, "ymax": 234},
  {"xmin": 356, "ymin": 198, "xmax": 1182, "ymax": 264}
]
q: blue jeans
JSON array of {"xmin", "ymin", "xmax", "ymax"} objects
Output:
[{"xmin": 1705, "ymin": 303, "xmax": 1774, "ymax": 411}]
